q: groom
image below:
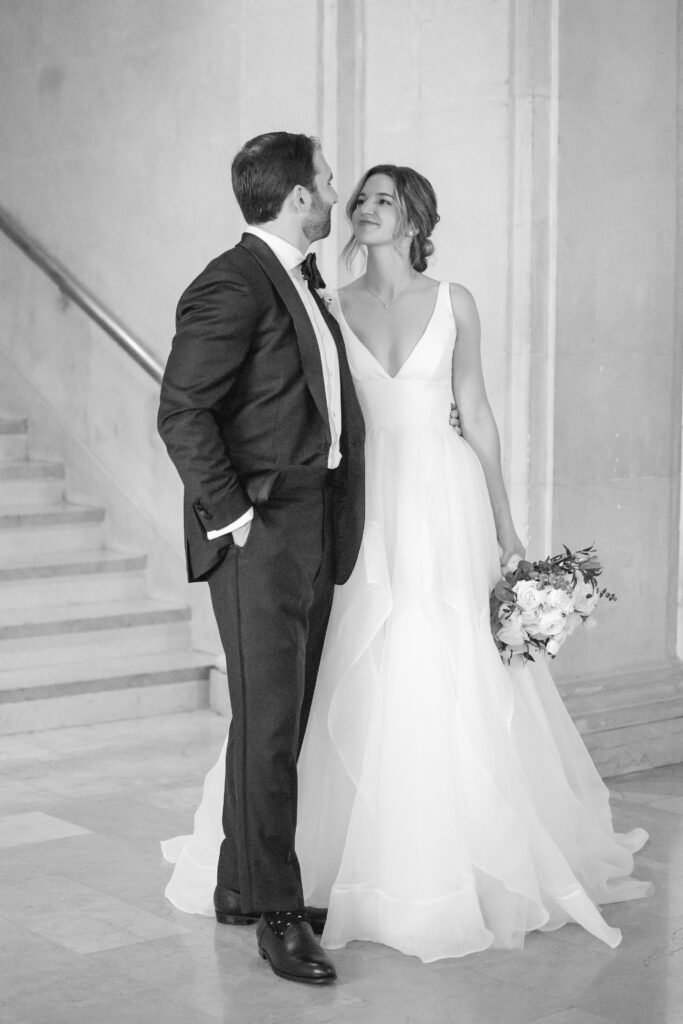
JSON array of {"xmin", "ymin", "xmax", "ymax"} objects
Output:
[{"xmin": 158, "ymin": 133, "xmax": 364, "ymax": 984}]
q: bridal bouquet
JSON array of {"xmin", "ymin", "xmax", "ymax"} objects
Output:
[{"xmin": 490, "ymin": 545, "xmax": 616, "ymax": 665}]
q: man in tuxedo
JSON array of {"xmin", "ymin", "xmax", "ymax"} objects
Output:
[{"xmin": 158, "ymin": 132, "xmax": 364, "ymax": 985}]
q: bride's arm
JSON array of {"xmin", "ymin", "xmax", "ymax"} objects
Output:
[{"xmin": 449, "ymin": 283, "xmax": 525, "ymax": 567}]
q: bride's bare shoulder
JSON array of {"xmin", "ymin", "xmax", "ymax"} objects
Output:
[{"xmin": 447, "ymin": 282, "xmax": 479, "ymax": 325}]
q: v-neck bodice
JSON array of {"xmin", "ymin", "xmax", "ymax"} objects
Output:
[
  {"xmin": 334, "ymin": 281, "xmax": 455, "ymax": 383},
  {"xmin": 332, "ymin": 281, "xmax": 457, "ymax": 430}
]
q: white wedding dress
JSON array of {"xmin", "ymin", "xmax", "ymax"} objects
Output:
[{"xmin": 162, "ymin": 282, "xmax": 651, "ymax": 962}]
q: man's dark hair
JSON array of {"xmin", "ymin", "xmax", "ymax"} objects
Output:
[{"xmin": 231, "ymin": 132, "xmax": 320, "ymax": 224}]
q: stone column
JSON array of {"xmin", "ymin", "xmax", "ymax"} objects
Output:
[{"xmin": 545, "ymin": 0, "xmax": 683, "ymax": 773}]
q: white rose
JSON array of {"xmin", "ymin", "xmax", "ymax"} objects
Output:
[
  {"xmin": 536, "ymin": 607, "xmax": 566, "ymax": 636},
  {"xmin": 546, "ymin": 637, "xmax": 561, "ymax": 656},
  {"xmin": 497, "ymin": 610, "xmax": 527, "ymax": 648},
  {"xmin": 513, "ymin": 580, "xmax": 542, "ymax": 612},
  {"xmin": 564, "ymin": 611, "xmax": 583, "ymax": 635},
  {"xmin": 545, "ymin": 587, "xmax": 574, "ymax": 614},
  {"xmin": 574, "ymin": 580, "xmax": 599, "ymax": 615}
]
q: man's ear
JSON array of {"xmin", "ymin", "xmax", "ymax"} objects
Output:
[
  {"xmin": 280, "ymin": 185, "xmax": 305, "ymax": 217},
  {"xmin": 293, "ymin": 184, "xmax": 310, "ymax": 210}
]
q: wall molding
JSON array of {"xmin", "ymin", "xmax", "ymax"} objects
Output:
[{"xmin": 508, "ymin": 0, "xmax": 560, "ymax": 555}]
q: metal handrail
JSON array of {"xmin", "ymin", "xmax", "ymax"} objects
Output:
[{"xmin": 0, "ymin": 204, "xmax": 164, "ymax": 384}]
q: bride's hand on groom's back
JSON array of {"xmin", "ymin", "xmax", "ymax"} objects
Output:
[{"xmin": 449, "ymin": 403, "xmax": 463, "ymax": 436}]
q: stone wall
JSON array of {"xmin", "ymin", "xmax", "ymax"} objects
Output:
[
  {"xmin": 551, "ymin": 0, "xmax": 680, "ymax": 681},
  {"xmin": 0, "ymin": 0, "xmax": 681, "ymax": 697}
]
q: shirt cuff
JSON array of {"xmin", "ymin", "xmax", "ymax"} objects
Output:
[{"xmin": 206, "ymin": 507, "xmax": 254, "ymax": 539}]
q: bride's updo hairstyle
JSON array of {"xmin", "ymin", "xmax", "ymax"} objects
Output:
[{"xmin": 343, "ymin": 164, "xmax": 440, "ymax": 272}]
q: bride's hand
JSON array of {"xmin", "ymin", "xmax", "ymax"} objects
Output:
[
  {"xmin": 449, "ymin": 402, "xmax": 463, "ymax": 436},
  {"xmin": 499, "ymin": 534, "xmax": 526, "ymax": 574}
]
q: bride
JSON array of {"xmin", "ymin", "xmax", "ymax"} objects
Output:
[{"xmin": 162, "ymin": 164, "xmax": 651, "ymax": 963}]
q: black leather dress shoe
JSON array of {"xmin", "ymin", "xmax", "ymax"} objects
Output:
[
  {"xmin": 213, "ymin": 885, "xmax": 259, "ymax": 925},
  {"xmin": 256, "ymin": 917, "xmax": 337, "ymax": 985}
]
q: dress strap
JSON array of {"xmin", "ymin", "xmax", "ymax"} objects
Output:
[{"xmin": 438, "ymin": 280, "xmax": 458, "ymax": 339}]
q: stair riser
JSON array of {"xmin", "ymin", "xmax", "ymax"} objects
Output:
[
  {"xmin": 0, "ymin": 435, "xmax": 28, "ymax": 460},
  {"xmin": 0, "ymin": 478, "xmax": 65, "ymax": 507},
  {"xmin": 0, "ymin": 622, "xmax": 191, "ymax": 669},
  {"xmin": 0, "ymin": 522, "xmax": 104, "ymax": 556},
  {"xmin": 0, "ymin": 678, "xmax": 209, "ymax": 735},
  {"xmin": 562, "ymin": 684, "xmax": 680, "ymax": 720},
  {"xmin": 587, "ymin": 717, "xmax": 683, "ymax": 777},
  {"xmin": 576, "ymin": 698, "xmax": 683, "ymax": 733},
  {"xmin": 0, "ymin": 571, "xmax": 147, "ymax": 610}
]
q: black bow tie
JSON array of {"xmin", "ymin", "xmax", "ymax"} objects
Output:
[{"xmin": 299, "ymin": 252, "xmax": 326, "ymax": 290}]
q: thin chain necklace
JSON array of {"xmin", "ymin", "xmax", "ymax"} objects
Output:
[{"xmin": 362, "ymin": 275, "xmax": 417, "ymax": 311}]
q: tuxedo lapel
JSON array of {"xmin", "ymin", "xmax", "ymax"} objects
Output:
[
  {"xmin": 238, "ymin": 233, "xmax": 330, "ymax": 437},
  {"xmin": 308, "ymin": 286, "xmax": 364, "ymax": 442}
]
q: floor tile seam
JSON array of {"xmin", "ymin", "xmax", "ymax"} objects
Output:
[
  {"xmin": 523, "ymin": 1007, "xmax": 618, "ymax": 1024},
  {"xmin": 15, "ymin": 985, "xmax": 221, "ymax": 1024},
  {"xmin": 276, "ymin": 1000, "xmax": 370, "ymax": 1024},
  {"xmin": 459, "ymin": 951, "xmax": 621, "ymax": 996},
  {"xmin": 0, "ymin": 911, "xmax": 108, "ymax": 959},
  {"xmin": 0, "ymin": 833, "xmax": 158, "ymax": 862},
  {"xmin": 571, "ymin": 988, "xmax": 670, "ymax": 1024},
  {"xmin": 352, "ymin": 958, "xmax": 569, "ymax": 1010},
  {"xmin": 613, "ymin": 800, "xmax": 683, "ymax": 818}
]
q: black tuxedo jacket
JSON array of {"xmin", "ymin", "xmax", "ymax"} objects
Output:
[{"xmin": 158, "ymin": 232, "xmax": 365, "ymax": 584}]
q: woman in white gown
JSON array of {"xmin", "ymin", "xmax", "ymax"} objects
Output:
[{"xmin": 163, "ymin": 165, "xmax": 651, "ymax": 963}]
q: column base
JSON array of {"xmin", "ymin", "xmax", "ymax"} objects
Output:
[{"xmin": 557, "ymin": 661, "xmax": 683, "ymax": 777}]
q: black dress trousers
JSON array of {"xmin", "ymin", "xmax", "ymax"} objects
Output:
[{"xmin": 206, "ymin": 469, "xmax": 335, "ymax": 914}]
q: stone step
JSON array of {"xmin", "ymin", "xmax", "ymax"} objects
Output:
[
  {"xmin": 585, "ymin": 711, "xmax": 683, "ymax": 777},
  {"xmin": 0, "ymin": 417, "xmax": 28, "ymax": 461},
  {"xmin": 575, "ymin": 694, "xmax": 683, "ymax": 735},
  {"xmin": 0, "ymin": 598, "xmax": 192, "ymax": 668},
  {"xmin": 0, "ymin": 460, "xmax": 65, "ymax": 506},
  {"xmin": 561, "ymin": 680, "xmax": 679, "ymax": 717},
  {"xmin": 559, "ymin": 664, "xmax": 682, "ymax": 711},
  {"xmin": 0, "ymin": 503, "xmax": 105, "ymax": 555},
  {"xmin": 559, "ymin": 663, "xmax": 683, "ymax": 775},
  {"xmin": 0, "ymin": 548, "xmax": 148, "ymax": 609},
  {"xmin": 0, "ymin": 651, "xmax": 214, "ymax": 735},
  {"xmin": 0, "ymin": 412, "xmax": 213, "ymax": 737}
]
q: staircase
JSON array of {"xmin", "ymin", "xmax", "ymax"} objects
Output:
[{"xmin": 0, "ymin": 414, "xmax": 214, "ymax": 734}]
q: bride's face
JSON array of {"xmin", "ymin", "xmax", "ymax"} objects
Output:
[{"xmin": 351, "ymin": 174, "xmax": 405, "ymax": 248}]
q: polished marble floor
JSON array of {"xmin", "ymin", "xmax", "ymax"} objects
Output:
[{"xmin": 1, "ymin": 710, "xmax": 681, "ymax": 1024}]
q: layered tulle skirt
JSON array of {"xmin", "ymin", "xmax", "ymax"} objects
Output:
[{"xmin": 163, "ymin": 380, "xmax": 651, "ymax": 961}]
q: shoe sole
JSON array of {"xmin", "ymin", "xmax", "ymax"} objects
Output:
[
  {"xmin": 258, "ymin": 947, "xmax": 336, "ymax": 985},
  {"xmin": 215, "ymin": 912, "xmax": 259, "ymax": 926}
]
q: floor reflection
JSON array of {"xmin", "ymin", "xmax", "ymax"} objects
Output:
[{"xmin": 1, "ymin": 711, "xmax": 680, "ymax": 1024}]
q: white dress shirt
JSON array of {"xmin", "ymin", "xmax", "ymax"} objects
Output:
[{"xmin": 207, "ymin": 226, "xmax": 342, "ymax": 540}]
